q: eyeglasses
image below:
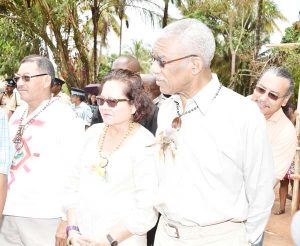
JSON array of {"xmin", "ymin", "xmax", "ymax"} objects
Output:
[
  {"xmin": 96, "ymin": 96, "xmax": 130, "ymax": 107},
  {"xmin": 255, "ymin": 85, "xmax": 287, "ymax": 101},
  {"xmin": 13, "ymin": 73, "xmax": 49, "ymax": 83},
  {"xmin": 151, "ymin": 54, "xmax": 199, "ymax": 68}
]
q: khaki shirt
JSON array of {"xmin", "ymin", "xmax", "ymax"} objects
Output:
[{"xmin": 0, "ymin": 91, "xmax": 21, "ymax": 115}]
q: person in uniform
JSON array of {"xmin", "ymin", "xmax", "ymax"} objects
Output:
[
  {"xmin": 51, "ymin": 78, "xmax": 71, "ymax": 105},
  {"xmin": 0, "ymin": 79, "xmax": 21, "ymax": 117},
  {"xmin": 71, "ymin": 87, "xmax": 93, "ymax": 129}
]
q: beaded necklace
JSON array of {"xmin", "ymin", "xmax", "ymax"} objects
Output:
[
  {"xmin": 171, "ymin": 84, "xmax": 222, "ymax": 130},
  {"xmin": 12, "ymin": 98, "xmax": 59, "ymax": 150},
  {"xmin": 92, "ymin": 122, "xmax": 135, "ymax": 179}
]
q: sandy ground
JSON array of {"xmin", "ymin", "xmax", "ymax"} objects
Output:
[{"xmin": 264, "ymin": 188, "xmax": 296, "ymax": 246}]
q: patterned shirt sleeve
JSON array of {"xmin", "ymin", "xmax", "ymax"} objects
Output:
[{"xmin": 0, "ymin": 109, "xmax": 13, "ymax": 175}]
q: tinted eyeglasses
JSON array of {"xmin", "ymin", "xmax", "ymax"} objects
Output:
[
  {"xmin": 151, "ymin": 54, "xmax": 199, "ymax": 68},
  {"xmin": 96, "ymin": 96, "xmax": 130, "ymax": 107},
  {"xmin": 255, "ymin": 85, "xmax": 287, "ymax": 101},
  {"xmin": 13, "ymin": 73, "xmax": 49, "ymax": 83}
]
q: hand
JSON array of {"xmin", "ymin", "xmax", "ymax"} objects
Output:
[
  {"xmin": 87, "ymin": 240, "xmax": 110, "ymax": 246},
  {"xmin": 55, "ymin": 220, "xmax": 67, "ymax": 246},
  {"xmin": 68, "ymin": 233, "xmax": 91, "ymax": 246}
]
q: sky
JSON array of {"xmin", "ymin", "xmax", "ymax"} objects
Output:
[
  {"xmin": 271, "ymin": 0, "xmax": 300, "ymax": 43},
  {"xmin": 106, "ymin": 0, "xmax": 300, "ymax": 54}
]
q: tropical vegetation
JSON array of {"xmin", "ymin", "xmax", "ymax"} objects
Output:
[{"xmin": 0, "ymin": 0, "xmax": 299, "ymax": 99}]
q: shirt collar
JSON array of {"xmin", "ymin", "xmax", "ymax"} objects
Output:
[
  {"xmin": 267, "ymin": 107, "xmax": 285, "ymax": 122},
  {"xmin": 172, "ymin": 74, "xmax": 221, "ymax": 115}
]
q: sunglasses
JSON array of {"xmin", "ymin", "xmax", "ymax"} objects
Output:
[
  {"xmin": 151, "ymin": 54, "xmax": 199, "ymax": 68},
  {"xmin": 96, "ymin": 96, "xmax": 130, "ymax": 107},
  {"xmin": 255, "ymin": 85, "xmax": 286, "ymax": 101},
  {"xmin": 13, "ymin": 73, "xmax": 49, "ymax": 83}
]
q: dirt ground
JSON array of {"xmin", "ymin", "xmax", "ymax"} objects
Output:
[{"xmin": 264, "ymin": 188, "xmax": 296, "ymax": 246}]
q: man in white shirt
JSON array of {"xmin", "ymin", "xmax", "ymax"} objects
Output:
[
  {"xmin": 0, "ymin": 55, "xmax": 84, "ymax": 246},
  {"xmin": 151, "ymin": 18, "xmax": 274, "ymax": 246}
]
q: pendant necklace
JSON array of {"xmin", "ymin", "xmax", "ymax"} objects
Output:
[
  {"xmin": 92, "ymin": 122, "xmax": 135, "ymax": 179},
  {"xmin": 171, "ymin": 84, "xmax": 222, "ymax": 130},
  {"xmin": 12, "ymin": 98, "xmax": 58, "ymax": 150}
]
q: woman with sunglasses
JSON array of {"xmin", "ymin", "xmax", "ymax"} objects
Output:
[{"xmin": 64, "ymin": 69, "xmax": 158, "ymax": 246}]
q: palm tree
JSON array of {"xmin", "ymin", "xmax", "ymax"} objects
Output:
[
  {"xmin": 124, "ymin": 39, "xmax": 151, "ymax": 72},
  {"xmin": 162, "ymin": 0, "xmax": 182, "ymax": 27},
  {"xmin": 114, "ymin": 0, "xmax": 161, "ymax": 55},
  {"xmin": 254, "ymin": 0, "xmax": 263, "ymax": 59}
]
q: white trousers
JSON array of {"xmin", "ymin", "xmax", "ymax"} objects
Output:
[
  {"xmin": 154, "ymin": 217, "xmax": 249, "ymax": 246},
  {"xmin": 0, "ymin": 215, "xmax": 61, "ymax": 246}
]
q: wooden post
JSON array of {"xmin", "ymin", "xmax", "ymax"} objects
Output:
[
  {"xmin": 291, "ymin": 148, "xmax": 300, "ymax": 215},
  {"xmin": 291, "ymin": 85, "xmax": 300, "ymax": 215}
]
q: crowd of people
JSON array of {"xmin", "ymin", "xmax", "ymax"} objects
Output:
[{"xmin": 0, "ymin": 18, "xmax": 299, "ymax": 246}]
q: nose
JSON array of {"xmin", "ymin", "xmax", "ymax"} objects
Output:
[
  {"xmin": 259, "ymin": 90, "xmax": 270, "ymax": 101},
  {"xmin": 150, "ymin": 61, "xmax": 161, "ymax": 76},
  {"xmin": 16, "ymin": 78, "xmax": 25, "ymax": 87}
]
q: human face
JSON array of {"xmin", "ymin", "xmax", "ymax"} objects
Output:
[
  {"xmin": 99, "ymin": 80, "xmax": 136, "ymax": 126},
  {"xmin": 151, "ymin": 36, "xmax": 195, "ymax": 95},
  {"xmin": 51, "ymin": 84, "xmax": 61, "ymax": 95},
  {"xmin": 5, "ymin": 85, "xmax": 15, "ymax": 95},
  {"xmin": 252, "ymin": 73, "xmax": 290, "ymax": 119},
  {"xmin": 90, "ymin": 94, "xmax": 97, "ymax": 105},
  {"xmin": 15, "ymin": 62, "xmax": 50, "ymax": 103}
]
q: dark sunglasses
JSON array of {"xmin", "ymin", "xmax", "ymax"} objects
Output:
[
  {"xmin": 96, "ymin": 96, "xmax": 130, "ymax": 107},
  {"xmin": 255, "ymin": 85, "xmax": 286, "ymax": 101},
  {"xmin": 13, "ymin": 73, "xmax": 49, "ymax": 83},
  {"xmin": 151, "ymin": 54, "xmax": 199, "ymax": 68}
]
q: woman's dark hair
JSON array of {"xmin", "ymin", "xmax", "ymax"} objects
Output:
[{"xmin": 100, "ymin": 69, "xmax": 154, "ymax": 122}]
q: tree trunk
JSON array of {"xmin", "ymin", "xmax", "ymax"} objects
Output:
[
  {"xmin": 119, "ymin": 17, "xmax": 123, "ymax": 56},
  {"xmin": 254, "ymin": 0, "xmax": 263, "ymax": 59},
  {"xmin": 92, "ymin": 0, "xmax": 100, "ymax": 82},
  {"xmin": 162, "ymin": 0, "xmax": 169, "ymax": 28},
  {"xmin": 230, "ymin": 50, "xmax": 236, "ymax": 88}
]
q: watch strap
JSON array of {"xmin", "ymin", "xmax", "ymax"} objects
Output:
[{"xmin": 106, "ymin": 233, "xmax": 118, "ymax": 246}]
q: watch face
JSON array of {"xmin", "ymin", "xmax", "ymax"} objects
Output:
[{"xmin": 111, "ymin": 241, "xmax": 118, "ymax": 246}]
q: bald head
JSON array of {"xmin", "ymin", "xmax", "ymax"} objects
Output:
[
  {"xmin": 112, "ymin": 55, "xmax": 141, "ymax": 73},
  {"xmin": 141, "ymin": 74, "xmax": 161, "ymax": 100}
]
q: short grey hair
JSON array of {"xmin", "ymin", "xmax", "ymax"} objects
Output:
[
  {"xmin": 161, "ymin": 18, "xmax": 215, "ymax": 67},
  {"xmin": 21, "ymin": 55, "xmax": 55, "ymax": 84},
  {"xmin": 259, "ymin": 67, "xmax": 295, "ymax": 96}
]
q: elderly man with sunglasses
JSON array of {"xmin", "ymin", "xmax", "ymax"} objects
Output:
[
  {"xmin": 151, "ymin": 18, "xmax": 274, "ymax": 246},
  {"xmin": 0, "ymin": 55, "xmax": 84, "ymax": 246},
  {"xmin": 251, "ymin": 67, "xmax": 297, "ymax": 216}
]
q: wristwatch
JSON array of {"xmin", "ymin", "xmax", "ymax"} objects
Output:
[{"xmin": 106, "ymin": 234, "xmax": 118, "ymax": 246}]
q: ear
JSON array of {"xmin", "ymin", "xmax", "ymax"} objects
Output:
[
  {"xmin": 43, "ymin": 75, "xmax": 52, "ymax": 88},
  {"xmin": 281, "ymin": 95, "xmax": 291, "ymax": 107},
  {"xmin": 191, "ymin": 57, "xmax": 204, "ymax": 75},
  {"xmin": 131, "ymin": 103, "xmax": 136, "ymax": 115}
]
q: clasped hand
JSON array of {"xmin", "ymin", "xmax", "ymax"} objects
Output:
[{"xmin": 68, "ymin": 233, "xmax": 110, "ymax": 246}]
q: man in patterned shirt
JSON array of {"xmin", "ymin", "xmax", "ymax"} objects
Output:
[{"xmin": 0, "ymin": 108, "xmax": 13, "ymax": 217}]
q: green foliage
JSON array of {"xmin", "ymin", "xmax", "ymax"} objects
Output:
[
  {"xmin": 123, "ymin": 39, "xmax": 151, "ymax": 73},
  {"xmin": 270, "ymin": 22, "xmax": 300, "ymax": 103},
  {"xmin": 0, "ymin": 18, "xmax": 40, "ymax": 77},
  {"xmin": 178, "ymin": 0, "xmax": 287, "ymax": 94},
  {"xmin": 96, "ymin": 53, "xmax": 118, "ymax": 81}
]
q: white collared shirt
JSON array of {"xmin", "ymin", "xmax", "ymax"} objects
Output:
[
  {"xmin": 155, "ymin": 74, "xmax": 275, "ymax": 244},
  {"xmin": 6, "ymin": 99, "xmax": 85, "ymax": 218},
  {"xmin": 153, "ymin": 94, "xmax": 166, "ymax": 107}
]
